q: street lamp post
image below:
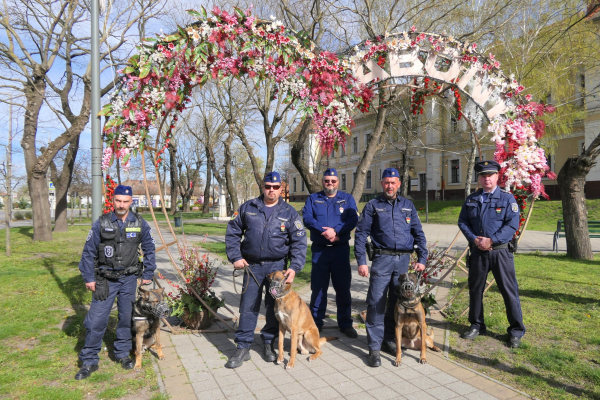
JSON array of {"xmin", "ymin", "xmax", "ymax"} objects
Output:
[
  {"xmin": 91, "ymin": 0, "xmax": 102, "ymax": 222},
  {"xmin": 4, "ymin": 94, "xmax": 12, "ymax": 257},
  {"xmin": 211, "ymin": 162, "xmax": 215, "ymax": 219}
]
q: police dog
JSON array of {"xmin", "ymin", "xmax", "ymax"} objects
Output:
[
  {"xmin": 267, "ymin": 271, "xmax": 337, "ymax": 369},
  {"xmin": 131, "ymin": 286, "xmax": 169, "ymax": 370},
  {"xmin": 393, "ymin": 273, "xmax": 441, "ymax": 366}
]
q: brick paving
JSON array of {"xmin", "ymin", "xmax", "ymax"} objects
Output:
[{"xmin": 149, "ymin": 224, "xmax": 538, "ymax": 399}]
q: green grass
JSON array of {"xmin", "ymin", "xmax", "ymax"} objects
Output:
[
  {"xmin": 0, "ymin": 226, "xmax": 161, "ymax": 399},
  {"xmin": 161, "ymin": 222, "xmax": 227, "ymax": 236},
  {"xmin": 445, "ymin": 252, "xmax": 600, "ymax": 399},
  {"xmin": 138, "ymin": 211, "xmax": 215, "ymax": 222},
  {"xmin": 198, "ymin": 241, "xmax": 355, "ymax": 288}
]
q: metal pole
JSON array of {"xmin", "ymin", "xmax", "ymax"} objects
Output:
[
  {"xmin": 91, "ymin": 0, "xmax": 102, "ymax": 222},
  {"xmin": 5, "ymin": 95, "xmax": 12, "ymax": 257},
  {"xmin": 211, "ymin": 163, "xmax": 215, "ymax": 218},
  {"xmin": 425, "ymin": 146, "xmax": 428, "ymax": 223}
]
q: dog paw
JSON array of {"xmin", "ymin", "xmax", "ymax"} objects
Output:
[
  {"xmin": 285, "ymin": 362, "xmax": 295, "ymax": 370},
  {"xmin": 419, "ymin": 358, "xmax": 427, "ymax": 364},
  {"xmin": 276, "ymin": 358, "xmax": 284, "ymax": 365},
  {"xmin": 393, "ymin": 359, "xmax": 402, "ymax": 367},
  {"xmin": 300, "ymin": 349, "xmax": 309, "ymax": 355},
  {"xmin": 158, "ymin": 355, "xmax": 165, "ymax": 360},
  {"xmin": 134, "ymin": 364, "xmax": 142, "ymax": 371}
]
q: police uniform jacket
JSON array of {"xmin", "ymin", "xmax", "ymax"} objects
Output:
[
  {"xmin": 458, "ymin": 187, "xmax": 520, "ymax": 245},
  {"xmin": 302, "ymin": 191, "xmax": 358, "ymax": 246},
  {"xmin": 226, "ymin": 196, "xmax": 307, "ymax": 273},
  {"xmin": 78, "ymin": 211, "xmax": 157, "ymax": 283},
  {"xmin": 355, "ymin": 195, "xmax": 428, "ymax": 266}
]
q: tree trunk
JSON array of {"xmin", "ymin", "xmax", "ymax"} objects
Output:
[
  {"xmin": 223, "ymin": 128, "xmax": 239, "ymax": 212},
  {"xmin": 203, "ymin": 156, "xmax": 211, "ymax": 214},
  {"xmin": 464, "ymin": 130, "xmax": 478, "ymax": 198},
  {"xmin": 49, "ymin": 136, "xmax": 79, "ymax": 232},
  {"xmin": 169, "ymin": 143, "xmax": 178, "ymax": 215},
  {"xmin": 290, "ymin": 118, "xmax": 321, "ymax": 194},
  {"xmin": 401, "ymin": 150, "xmax": 410, "ymax": 198},
  {"xmin": 557, "ymin": 156, "xmax": 593, "ymax": 259}
]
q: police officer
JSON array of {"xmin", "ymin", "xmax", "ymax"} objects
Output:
[
  {"xmin": 355, "ymin": 168, "xmax": 427, "ymax": 367},
  {"xmin": 458, "ymin": 160, "xmax": 525, "ymax": 348},
  {"xmin": 75, "ymin": 185, "xmax": 156, "ymax": 380},
  {"xmin": 224, "ymin": 172, "xmax": 307, "ymax": 369},
  {"xmin": 302, "ymin": 168, "xmax": 359, "ymax": 337}
]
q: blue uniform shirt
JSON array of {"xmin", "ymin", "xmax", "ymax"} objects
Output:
[
  {"xmin": 302, "ymin": 190, "xmax": 358, "ymax": 246},
  {"xmin": 79, "ymin": 212, "xmax": 157, "ymax": 283},
  {"xmin": 458, "ymin": 187, "xmax": 520, "ymax": 244},
  {"xmin": 226, "ymin": 196, "xmax": 307, "ymax": 272},
  {"xmin": 355, "ymin": 195, "xmax": 428, "ymax": 266}
]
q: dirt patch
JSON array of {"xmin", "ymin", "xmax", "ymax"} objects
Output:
[
  {"xmin": 15, "ymin": 337, "xmax": 40, "ymax": 350},
  {"xmin": 22, "ymin": 253, "xmax": 57, "ymax": 260}
]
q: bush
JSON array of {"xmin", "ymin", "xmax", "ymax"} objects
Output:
[
  {"xmin": 0, "ymin": 202, "xmax": 3, "ymax": 209},
  {"xmin": 14, "ymin": 212, "xmax": 25, "ymax": 220},
  {"xmin": 16, "ymin": 198, "xmax": 30, "ymax": 209},
  {"xmin": 24, "ymin": 211, "xmax": 33, "ymax": 219}
]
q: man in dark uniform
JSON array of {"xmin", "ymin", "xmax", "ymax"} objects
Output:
[
  {"xmin": 302, "ymin": 168, "xmax": 359, "ymax": 337},
  {"xmin": 224, "ymin": 171, "xmax": 307, "ymax": 369},
  {"xmin": 355, "ymin": 168, "xmax": 427, "ymax": 367},
  {"xmin": 458, "ymin": 160, "xmax": 525, "ymax": 348},
  {"xmin": 75, "ymin": 185, "xmax": 156, "ymax": 380}
]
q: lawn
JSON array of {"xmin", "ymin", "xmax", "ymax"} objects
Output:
[
  {"xmin": 445, "ymin": 252, "xmax": 600, "ymax": 400},
  {"xmin": 0, "ymin": 226, "xmax": 164, "ymax": 400}
]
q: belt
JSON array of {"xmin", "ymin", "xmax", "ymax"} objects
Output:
[
  {"xmin": 374, "ymin": 248, "xmax": 413, "ymax": 256},
  {"xmin": 469, "ymin": 243, "xmax": 508, "ymax": 250},
  {"xmin": 243, "ymin": 257, "xmax": 284, "ymax": 266}
]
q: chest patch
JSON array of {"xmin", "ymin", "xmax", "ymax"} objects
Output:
[
  {"xmin": 511, "ymin": 203, "xmax": 519, "ymax": 213},
  {"xmin": 126, "ymin": 227, "xmax": 141, "ymax": 232},
  {"xmin": 315, "ymin": 200, "xmax": 325, "ymax": 204},
  {"xmin": 375, "ymin": 208, "xmax": 386, "ymax": 212},
  {"xmin": 496, "ymin": 208, "xmax": 501, "ymax": 214},
  {"xmin": 126, "ymin": 232, "xmax": 137, "ymax": 238},
  {"xmin": 280, "ymin": 223, "xmax": 286, "ymax": 232},
  {"xmin": 246, "ymin": 212, "xmax": 257, "ymax": 216},
  {"xmin": 339, "ymin": 207, "xmax": 344, "ymax": 213},
  {"xmin": 406, "ymin": 217, "xmax": 411, "ymax": 224},
  {"xmin": 104, "ymin": 245, "xmax": 114, "ymax": 258},
  {"xmin": 104, "ymin": 228, "xmax": 114, "ymax": 232}
]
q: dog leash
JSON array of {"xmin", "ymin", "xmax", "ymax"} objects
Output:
[{"xmin": 232, "ymin": 265, "xmax": 262, "ymax": 295}]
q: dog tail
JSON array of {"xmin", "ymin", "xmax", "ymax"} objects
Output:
[{"xmin": 319, "ymin": 336, "xmax": 338, "ymax": 344}]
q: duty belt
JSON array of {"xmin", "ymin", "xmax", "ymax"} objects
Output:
[
  {"xmin": 469, "ymin": 243, "xmax": 509, "ymax": 251},
  {"xmin": 374, "ymin": 248, "xmax": 413, "ymax": 256}
]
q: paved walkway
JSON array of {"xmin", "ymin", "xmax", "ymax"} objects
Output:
[{"xmin": 148, "ymin": 223, "xmax": 551, "ymax": 400}]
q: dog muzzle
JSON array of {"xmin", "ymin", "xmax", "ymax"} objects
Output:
[
  {"xmin": 143, "ymin": 301, "xmax": 170, "ymax": 318},
  {"xmin": 269, "ymin": 280, "xmax": 288, "ymax": 299},
  {"xmin": 397, "ymin": 272, "xmax": 422, "ymax": 299}
]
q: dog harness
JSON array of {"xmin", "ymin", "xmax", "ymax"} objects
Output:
[{"xmin": 96, "ymin": 213, "xmax": 143, "ymax": 275}]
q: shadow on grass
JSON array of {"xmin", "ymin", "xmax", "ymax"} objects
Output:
[
  {"xmin": 15, "ymin": 226, "xmax": 34, "ymax": 238},
  {"xmin": 518, "ymin": 289, "xmax": 600, "ymax": 305}
]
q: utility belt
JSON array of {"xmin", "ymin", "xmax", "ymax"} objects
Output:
[
  {"xmin": 374, "ymin": 248, "xmax": 414, "ymax": 256},
  {"xmin": 243, "ymin": 256, "xmax": 285, "ymax": 266},
  {"xmin": 95, "ymin": 264, "xmax": 142, "ymax": 280},
  {"xmin": 469, "ymin": 241, "xmax": 515, "ymax": 252}
]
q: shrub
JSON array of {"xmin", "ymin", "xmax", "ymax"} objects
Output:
[
  {"xmin": 24, "ymin": 211, "xmax": 33, "ymax": 219},
  {"xmin": 14, "ymin": 212, "xmax": 25, "ymax": 220}
]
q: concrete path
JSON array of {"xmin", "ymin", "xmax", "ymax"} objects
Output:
[{"xmin": 148, "ymin": 224, "xmax": 545, "ymax": 400}]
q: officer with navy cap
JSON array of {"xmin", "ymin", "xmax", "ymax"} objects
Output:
[
  {"xmin": 225, "ymin": 171, "xmax": 307, "ymax": 368},
  {"xmin": 302, "ymin": 168, "xmax": 359, "ymax": 337},
  {"xmin": 458, "ymin": 160, "xmax": 525, "ymax": 348},
  {"xmin": 355, "ymin": 168, "xmax": 428, "ymax": 367},
  {"xmin": 75, "ymin": 185, "xmax": 156, "ymax": 380}
]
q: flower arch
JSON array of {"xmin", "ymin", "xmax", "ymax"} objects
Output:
[{"xmin": 101, "ymin": 6, "xmax": 555, "ymax": 204}]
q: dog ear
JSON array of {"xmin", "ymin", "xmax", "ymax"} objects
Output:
[
  {"xmin": 138, "ymin": 287, "xmax": 149, "ymax": 299},
  {"xmin": 158, "ymin": 288, "xmax": 165, "ymax": 294}
]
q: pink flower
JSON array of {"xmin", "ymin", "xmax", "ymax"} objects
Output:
[
  {"xmin": 410, "ymin": 26, "xmax": 417, "ymax": 32},
  {"xmin": 494, "ymin": 61, "xmax": 500, "ymax": 68},
  {"xmin": 472, "ymin": 43, "xmax": 477, "ymax": 49},
  {"xmin": 489, "ymin": 53, "xmax": 495, "ymax": 60},
  {"xmin": 168, "ymin": 43, "xmax": 174, "ymax": 50},
  {"xmin": 525, "ymin": 94, "xmax": 532, "ymax": 101}
]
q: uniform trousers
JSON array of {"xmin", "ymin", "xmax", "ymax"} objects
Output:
[
  {"xmin": 309, "ymin": 243, "xmax": 353, "ymax": 330},
  {"xmin": 79, "ymin": 273, "xmax": 138, "ymax": 365},
  {"xmin": 468, "ymin": 247, "xmax": 525, "ymax": 338},
  {"xmin": 365, "ymin": 254, "xmax": 410, "ymax": 351},
  {"xmin": 235, "ymin": 259, "xmax": 285, "ymax": 348}
]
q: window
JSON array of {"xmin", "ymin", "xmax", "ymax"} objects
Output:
[
  {"xmin": 451, "ymin": 116, "xmax": 458, "ymax": 134},
  {"xmin": 341, "ymin": 146, "xmax": 346, "ymax": 156},
  {"xmin": 366, "ymin": 170, "xmax": 372, "ymax": 189},
  {"xmin": 353, "ymin": 137, "xmax": 358, "ymax": 153},
  {"xmin": 451, "ymin": 159, "xmax": 460, "ymax": 183},
  {"xmin": 366, "ymin": 133, "xmax": 371, "ymax": 146},
  {"xmin": 379, "ymin": 168, "xmax": 382, "ymax": 180},
  {"xmin": 419, "ymin": 173, "xmax": 426, "ymax": 192},
  {"xmin": 546, "ymin": 154, "xmax": 555, "ymax": 173},
  {"xmin": 293, "ymin": 177, "xmax": 297, "ymax": 192},
  {"xmin": 341, "ymin": 174, "xmax": 347, "ymax": 191},
  {"xmin": 301, "ymin": 179, "xmax": 305, "ymax": 192}
]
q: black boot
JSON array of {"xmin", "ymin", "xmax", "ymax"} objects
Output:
[
  {"xmin": 225, "ymin": 348, "xmax": 251, "ymax": 369},
  {"xmin": 117, "ymin": 356, "xmax": 135, "ymax": 370},
  {"xmin": 382, "ymin": 341, "xmax": 397, "ymax": 356},
  {"xmin": 368, "ymin": 350, "xmax": 381, "ymax": 367},
  {"xmin": 74, "ymin": 364, "xmax": 98, "ymax": 380},
  {"xmin": 263, "ymin": 343, "xmax": 276, "ymax": 362}
]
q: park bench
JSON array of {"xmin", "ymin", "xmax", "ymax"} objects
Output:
[
  {"xmin": 360, "ymin": 192, "xmax": 380, "ymax": 202},
  {"xmin": 553, "ymin": 220, "xmax": 600, "ymax": 252}
]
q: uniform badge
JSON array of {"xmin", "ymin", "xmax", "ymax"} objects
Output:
[
  {"xmin": 86, "ymin": 230, "xmax": 92, "ymax": 242},
  {"xmin": 406, "ymin": 217, "xmax": 411, "ymax": 224},
  {"xmin": 105, "ymin": 245, "xmax": 114, "ymax": 258},
  {"xmin": 126, "ymin": 232, "xmax": 137, "ymax": 238},
  {"xmin": 339, "ymin": 207, "xmax": 344, "ymax": 213},
  {"xmin": 496, "ymin": 208, "xmax": 501, "ymax": 214},
  {"xmin": 231, "ymin": 211, "xmax": 238, "ymax": 221},
  {"xmin": 511, "ymin": 203, "xmax": 518, "ymax": 212},
  {"xmin": 280, "ymin": 223, "xmax": 286, "ymax": 232},
  {"xmin": 294, "ymin": 220, "xmax": 303, "ymax": 230}
]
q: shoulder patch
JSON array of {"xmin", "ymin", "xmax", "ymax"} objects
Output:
[
  {"xmin": 86, "ymin": 230, "xmax": 93, "ymax": 242},
  {"xmin": 231, "ymin": 211, "xmax": 239, "ymax": 220},
  {"xmin": 294, "ymin": 220, "xmax": 304, "ymax": 230},
  {"xmin": 511, "ymin": 203, "xmax": 519, "ymax": 213},
  {"xmin": 296, "ymin": 230, "xmax": 305, "ymax": 236}
]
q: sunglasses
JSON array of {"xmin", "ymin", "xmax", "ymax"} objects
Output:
[
  {"xmin": 264, "ymin": 185, "xmax": 281, "ymax": 190},
  {"xmin": 323, "ymin": 180, "xmax": 338, "ymax": 184}
]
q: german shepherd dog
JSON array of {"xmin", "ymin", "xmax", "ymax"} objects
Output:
[
  {"xmin": 267, "ymin": 271, "xmax": 338, "ymax": 369},
  {"xmin": 131, "ymin": 286, "xmax": 169, "ymax": 370},
  {"xmin": 393, "ymin": 273, "xmax": 441, "ymax": 366}
]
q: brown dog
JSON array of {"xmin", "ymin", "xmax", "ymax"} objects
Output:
[
  {"xmin": 131, "ymin": 286, "xmax": 169, "ymax": 370},
  {"xmin": 393, "ymin": 273, "xmax": 441, "ymax": 366},
  {"xmin": 267, "ymin": 271, "xmax": 337, "ymax": 369}
]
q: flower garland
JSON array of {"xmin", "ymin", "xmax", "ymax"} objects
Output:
[
  {"xmin": 100, "ymin": 6, "xmax": 373, "ymax": 164},
  {"xmin": 103, "ymin": 175, "xmax": 117, "ymax": 214}
]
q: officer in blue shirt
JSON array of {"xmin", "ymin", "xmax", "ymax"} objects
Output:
[
  {"xmin": 458, "ymin": 160, "xmax": 525, "ymax": 348},
  {"xmin": 302, "ymin": 168, "xmax": 359, "ymax": 337},
  {"xmin": 75, "ymin": 185, "xmax": 156, "ymax": 380},
  {"xmin": 224, "ymin": 171, "xmax": 307, "ymax": 369},
  {"xmin": 355, "ymin": 168, "xmax": 427, "ymax": 367}
]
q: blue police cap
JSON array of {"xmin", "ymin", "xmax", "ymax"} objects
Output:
[
  {"xmin": 114, "ymin": 185, "xmax": 133, "ymax": 196},
  {"xmin": 323, "ymin": 168, "xmax": 338, "ymax": 178},
  {"xmin": 264, "ymin": 171, "xmax": 281, "ymax": 183},
  {"xmin": 381, "ymin": 168, "xmax": 400, "ymax": 179},
  {"xmin": 475, "ymin": 160, "xmax": 501, "ymax": 175}
]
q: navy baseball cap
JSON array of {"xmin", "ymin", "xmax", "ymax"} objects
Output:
[
  {"xmin": 114, "ymin": 185, "xmax": 133, "ymax": 196},
  {"xmin": 264, "ymin": 171, "xmax": 281, "ymax": 183},
  {"xmin": 381, "ymin": 168, "xmax": 400, "ymax": 179},
  {"xmin": 475, "ymin": 160, "xmax": 501, "ymax": 175},
  {"xmin": 323, "ymin": 168, "xmax": 338, "ymax": 178}
]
